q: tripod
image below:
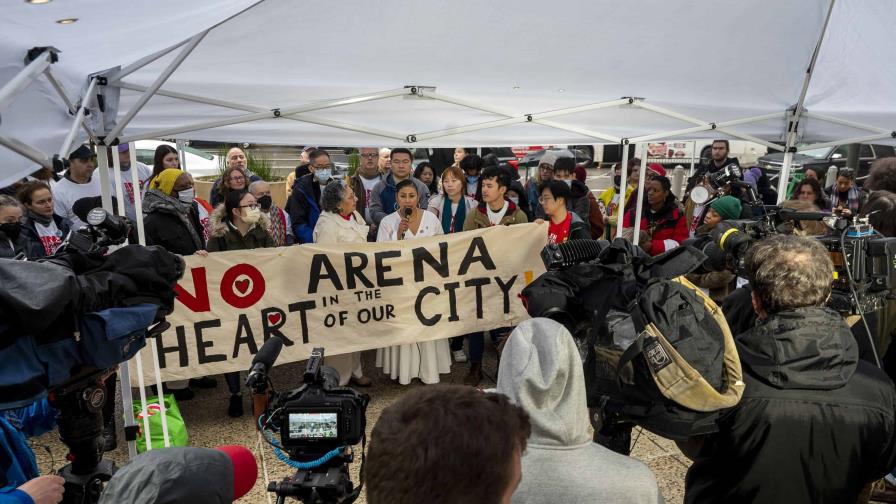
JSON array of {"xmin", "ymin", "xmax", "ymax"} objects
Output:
[{"xmin": 48, "ymin": 369, "xmax": 117, "ymax": 504}]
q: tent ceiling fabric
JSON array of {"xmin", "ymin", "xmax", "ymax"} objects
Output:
[{"xmin": 2, "ymin": 0, "xmax": 893, "ymax": 185}]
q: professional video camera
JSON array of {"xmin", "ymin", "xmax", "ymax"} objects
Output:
[
  {"xmin": 249, "ymin": 339, "xmax": 369, "ymax": 504},
  {"xmin": 686, "ymin": 207, "xmax": 896, "ymax": 315},
  {"xmin": 0, "ymin": 206, "xmax": 183, "ymax": 504}
]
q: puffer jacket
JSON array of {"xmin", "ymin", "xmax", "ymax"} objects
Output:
[
  {"xmin": 685, "ymin": 307, "xmax": 896, "ymax": 504},
  {"xmin": 206, "ymin": 204, "xmax": 274, "ymax": 252},
  {"xmin": 622, "ymin": 197, "xmax": 688, "ymax": 256}
]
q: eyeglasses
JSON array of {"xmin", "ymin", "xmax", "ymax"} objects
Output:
[
  {"xmin": 240, "ymin": 204, "xmax": 260, "ymax": 210},
  {"xmin": 360, "ymin": 153, "xmax": 378, "ymax": 159},
  {"xmin": 538, "ymin": 195, "xmax": 555, "ymax": 204}
]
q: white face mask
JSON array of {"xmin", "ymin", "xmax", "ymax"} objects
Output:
[
  {"xmin": 509, "ymin": 196, "xmax": 519, "ymax": 205},
  {"xmin": 177, "ymin": 187, "xmax": 195, "ymax": 203},
  {"xmin": 316, "ymin": 168, "xmax": 332, "ymax": 183},
  {"xmin": 563, "ymin": 179, "xmax": 573, "ymax": 187},
  {"xmin": 241, "ymin": 207, "xmax": 261, "ymax": 225}
]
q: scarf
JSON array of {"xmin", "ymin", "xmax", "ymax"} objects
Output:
[
  {"xmin": 829, "ymin": 186, "xmax": 861, "ymax": 213},
  {"xmin": 28, "ymin": 210, "xmax": 53, "ymax": 226},
  {"xmin": 266, "ymin": 205, "xmax": 288, "ymax": 246},
  {"xmin": 143, "ymin": 189, "xmax": 204, "ymax": 251},
  {"xmin": 441, "ymin": 196, "xmax": 466, "ymax": 233}
]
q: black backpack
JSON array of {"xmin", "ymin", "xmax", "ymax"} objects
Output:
[{"xmin": 522, "ymin": 239, "xmax": 744, "ymax": 441}]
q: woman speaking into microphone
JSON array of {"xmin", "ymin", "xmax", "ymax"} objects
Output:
[{"xmin": 375, "ymin": 179, "xmax": 450, "ymax": 385}]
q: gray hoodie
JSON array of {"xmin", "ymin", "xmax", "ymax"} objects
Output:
[{"xmin": 496, "ymin": 318, "xmax": 664, "ymax": 504}]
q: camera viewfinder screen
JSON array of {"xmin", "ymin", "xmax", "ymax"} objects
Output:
[{"xmin": 288, "ymin": 412, "xmax": 338, "ymax": 440}]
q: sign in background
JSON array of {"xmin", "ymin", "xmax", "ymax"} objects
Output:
[{"xmin": 133, "ymin": 224, "xmax": 547, "ymax": 382}]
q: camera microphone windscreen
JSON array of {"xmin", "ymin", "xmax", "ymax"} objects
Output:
[
  {"xmin": 252, "ymin": 336, "xmax": 283, "ymax": 370},
  {"xmin": 541, "ymin": 239, "xmax": 608, "ymax": 270},
  {"xmin": 216, "ymin": 445, "xmax": 258, "ymax": 500},
  {"xmin": 72, "ymin": 196, "xmax": 119, "ymax": 223}
]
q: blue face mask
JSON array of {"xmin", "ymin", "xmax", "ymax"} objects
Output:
[
  {"xmin": 316, "ymin": 168, "xmax": 332, "ymax": 183},
  {"xmin": 467, "ymin": 176, "xmax": 479, "ymax": 184}
]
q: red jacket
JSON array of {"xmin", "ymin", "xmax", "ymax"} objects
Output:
[{"xmin": 622, "ymin": 199, "xmax": 688, "ymax": 256}]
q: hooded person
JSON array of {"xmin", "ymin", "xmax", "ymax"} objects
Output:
[
  {"xmin": 98, "ymin": 445, "xmax": 257, "ymax": 504},
  {"xmin": 495, "ymin": 318, "xmax": 664, "ymax": 504},
  {"xmin": 143, "ymin": 168, "xmax": 206, "ymax": 256}
]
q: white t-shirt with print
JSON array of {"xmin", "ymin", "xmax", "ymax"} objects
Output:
[
  {"xmin": 52, "ymin": 175, "xmax": 102, "ymax": 230},
  {"xmin": 33, "ymin": 219, "xmax": 64, "ymax": 256},
  {"xmin": 108, "ymin": 162, "xmax": 152, "ymax": 222}
]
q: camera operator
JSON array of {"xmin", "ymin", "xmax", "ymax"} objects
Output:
[
  {"xmin": 1, "ymin": 399, "xmax": 63, "ymax": 504},
  {"xmin": 366, "ymin": 385, "xmax": 530, "ymax": 504},
  {"xmin": 682, "ymin": 234, "xmax": 896, "ymax": 504}
]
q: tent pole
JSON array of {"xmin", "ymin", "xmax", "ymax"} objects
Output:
[
  {"xmin": 0, "ymin": 50, "xmax": 53, "ymax": 112},
  {"xmin": 96, "ymin": 147, "xmax": 114, "ymax": 212},
  {"xmin": 0, "ymin": 136, "xmax": 53, "ymax": 169},
  {"xmin": 43, "ymin": 68, "xmax": 75, "ymax": 114},
  {"xmin": 106, "ymin": 39, "xmax": 191, "ymax": 84},
  {"xmin": 615, "ymin": 142, "xmax": 631, "ymax": 239},
  {"xmin": 176, "ymin": 139, "xmax": 188, "ymax": 172},
  {"xmin": 798, "ymin": 132, "xmax": 896, "ymax": 152},
  {"xmin": 802, "ymin": 112, "xmax": 889, "ymax": 134},
  {"xmin": 534, "ymin": 120, "xmax": 620, "ymax": 143},
  {"xmin": 110, "ymin": 148, "xmax": 127, "ymax": 218},
  {"xmin": 118, "ymin": 88, "xmax": 411, "ymax": 143},
  {"xmin": 127, "ymin": 142, "xmax": 146, "ymax": 245},
  {"xmin": 778, "ymin": 0, "xmax": 838, "ymax": 202},
  {"xmin": 630, "ymin": 112, "xmax": 783, "ymax": 143},
  {"xmin": 59, "ymin": 78, "xmax": 98, "ymax": 158},
  {"xmin": 632, "ymin": 144, "xmax": 649, "ymax": 241},
  {"xmin": 106, "ymin": 30, "xmax": 210, "ymax": 143}
]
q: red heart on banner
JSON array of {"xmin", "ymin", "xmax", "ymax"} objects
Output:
[
  {"xmin": 267, "ymin": 312, "xmax": 282, "ymax": 325},
  {"xmin": 234, "ymin": 279, "xmax": 250, "ymax": 295}
]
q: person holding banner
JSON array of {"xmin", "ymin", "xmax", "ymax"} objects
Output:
[
  {"xmin": 313, "ymin": 180, "xmax": 372, "ymax": 387},
  {"xmin": 426, "ymin": 166, "xmax": 478, "ymax": 363},
  {"xmin": 207, "ymin": 190, "xmax": 275, "ymax": 417},
  {"xmin": 375, "ymin": 179, "xmax": 451, "ymax": 385},
  {"xmin": 536, "ymin": 180, "xmax": 590, "ymax": 245},
  {"xmin": 462, "ymin": 166, "xmax": 529, "ymax": 386}
]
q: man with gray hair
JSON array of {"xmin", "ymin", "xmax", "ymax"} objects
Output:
[
  {"xmin": 349, "ymin": 147, "xmax": 384, "ymax": 228},
  {"xmin": 683, "ymin": 234, "xmax": 896, "ymax": 504}
]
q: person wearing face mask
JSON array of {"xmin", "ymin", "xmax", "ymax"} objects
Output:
[
  {"xmin": 16, "ymin": 181, "xmax": 71, "ymax": 258},
  {"xmin": 553, "ymin": 157, "xmax": 604, "ymax": 239},
  {"xmin": 286, "ymin": 149, "xmax": 333, "ymax": 244},
  {"xmin": 143, "ymin": 169, "xmax": 208, "ymax": 257},
  {"xmin": 0, "ymin": 196, "xmax": 39, "ymax": 259},
  {"xmin": 460, "ymin": 154, "xmax": 485, "ymax": 203},
  {"xmin": 208, "ymin": 190, "xmax": 275, "ymax": 417},
  {"xmin": 249, "ymin": 180, "xmax": 294, "ymax": 246},
  {"xmin": 507, "ymin": 180, "xmax": 532, "ymax": 221}
]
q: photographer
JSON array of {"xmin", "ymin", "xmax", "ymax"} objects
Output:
[
  {"xmin": 683, "ymin": 235, "xmax": 896, "ymax": 504},
  {"xmin": 825, "ymin": 167, "xmax": 866, "ymax": 217},
  {"xmin": 684, "ymin": 195, "xmax": 741, "ymax": 303}
]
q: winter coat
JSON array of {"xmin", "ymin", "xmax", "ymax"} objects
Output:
[
  {"xmin": 568, "ymin": 179, "xmax": 605, "ymax": 239},
  {"xmin": 684, "ymin": 225, "xmax": 735, "ymax": 303},
  {"xmin": 285, "ymin": 173, "xmax": 322, "ymax": 244},
  {"xmin": 462, "ymin": 200, "xmax": 529, "ymax": 230},
  {"xmin": 685, "ymin": 307, "xmax": 896, "ymax": 504},
  {"xmin": 496, "ymin": 318, "xmax": 664, "ymax": 504},
  {"xmin": 426, "ymin": 193, "xmax": 478, "ymax": 232},
  {"xmin": 142, "ymin": 189, "xmax": 205, "ymax": 256},
  {"xmin": 98, "ymin": 447, "xmax": 236, "ymax": 503},
  {"xmin": 206, "ymin": 204, "xmax": 275, "ymax": 252},
  {"xmin": 0, "ymin": 228, "xmax": 38, "ymax": 260},
  {"xmin": 312, "ymin": 211, "xmax": 369, "ymax": 245},
  {"xmin": 368, "ymin": 174, "xmax": 430, "ymax": 226},
  {"xmin": 622, "ymin": 197, "xmax": 688, "ymax": 256},
  {"xmin": 20, "ymin": 214, "xmax": 70, "ymax": 258}
]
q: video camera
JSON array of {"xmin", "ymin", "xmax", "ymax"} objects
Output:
[
  {"xmin": 249, "ymin": 340, "xmax": 369, "ymax": 504},
  {"xmin": 686, "ymin": 207, "xmax": 896, "ymax": 315}
]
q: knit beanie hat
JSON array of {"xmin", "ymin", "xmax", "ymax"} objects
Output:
[
  {"xmin": 710, "ymin": 195, "xmax": 742, "ymax": 220},
  {"xmin": 150, "ymin": 168, "xmax": 185, "ymax": 195}
]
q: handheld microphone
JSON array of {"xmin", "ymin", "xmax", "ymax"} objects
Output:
[
  {"xmin": 245, "ymin": 336, "xmax": 283, "ymax": 389},
  {"xmin": 399, "ymin": 206, "xmax": 413, "ymax": 239}
]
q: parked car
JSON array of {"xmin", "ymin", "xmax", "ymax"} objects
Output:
[
  {"xmin": 757, "ymin": 143, "xmax": 896, "ymax": 183},
  {"xmin": 134, "ymin": 140, "xmax": 220, "ymax": 177}
]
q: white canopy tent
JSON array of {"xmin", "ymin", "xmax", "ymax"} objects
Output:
[
  {"xmin": 3, "ymin": 0, "xmax": 895, "ymax": 461},
  {"xmin": 2, "ymin": 0, "xmax": 895, "ymax": 192}
]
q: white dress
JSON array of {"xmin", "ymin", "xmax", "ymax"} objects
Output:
[{"xmin": 375, "ymin": 210, "xmax": 452, "ymax": 385}]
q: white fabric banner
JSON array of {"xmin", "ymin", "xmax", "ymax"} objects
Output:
[{"xmin": 133, "ymin": 223, "xmax": 547, "ymax": 382}]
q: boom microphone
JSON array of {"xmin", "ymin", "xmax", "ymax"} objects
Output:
[
  {"xmin": 246, "ymin": 336, "xmax": 283, "ymax": 388},
  {"xmin": 778, "ymin": 207, "xmax": 828, "ymax": 222}
]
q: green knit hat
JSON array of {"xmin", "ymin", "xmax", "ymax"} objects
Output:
[{"xmin": 710, "ymin": 195, "xmax": 742, "ymax": 221}]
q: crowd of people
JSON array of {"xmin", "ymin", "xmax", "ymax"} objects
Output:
[{"xmin": 5, "ymin": 138, "xmax": 896, "ymax": 504}]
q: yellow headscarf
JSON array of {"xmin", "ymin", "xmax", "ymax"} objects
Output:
[{"xmin": 150, "ymin": 168, "xmax": 185, "ymax": 195}]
